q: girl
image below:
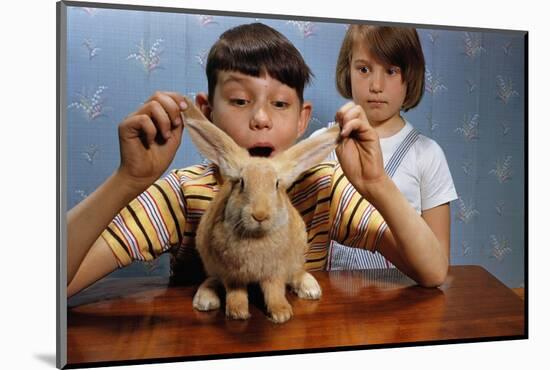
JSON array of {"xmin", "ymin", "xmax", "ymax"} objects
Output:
[{"xmin": 328, "ymin": 25, "xmax": 458, "ymax": 271}]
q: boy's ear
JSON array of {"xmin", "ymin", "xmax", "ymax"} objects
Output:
[
  {"xmin": 297, "ymin": 101, "xmax": 312, "ymax": 139},
  {"xmin": 274, "ymin": 125, "xmax": 341, "ymax": 188},
  {"xmin": 195, "ymin": 93, "xmax": 213, "ymax": 121},
  {"xmin": 183, "ymin": 96, "xmax": 247, "ymax": 179}
]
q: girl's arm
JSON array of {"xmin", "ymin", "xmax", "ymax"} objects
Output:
[
  {"xmin": 335, "ymin": 102, "xmax": 448, "ymax": 287},
  {"xmin": 361, "ymin": 176, "xmax": 449, "ymax": 287}
]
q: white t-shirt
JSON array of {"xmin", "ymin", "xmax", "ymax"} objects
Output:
[{"xmin": 379, "ymin": 121, "xmax": 458, "ymax": 213}]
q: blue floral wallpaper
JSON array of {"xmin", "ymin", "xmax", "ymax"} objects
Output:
[{"xmin": 65, "ymin": 6, "xmax": 526, "ymax": 287}]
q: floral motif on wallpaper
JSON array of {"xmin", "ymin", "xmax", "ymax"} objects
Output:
[
  {"xmin": 425, "ymin": 113, "xmax": 439, "ymax": 134},
  {"xmin": 489, "ymin": 235, "xmax": 512, "ymax": 262},
  {"xmin": 496, "ymin": 75, "xmax": 519, "ymax": 104},
  {"xmin": 197, "ymin": 15, "xmax": 218, "ymax": 27},
  {"xmin": 425, "ymin": 68, "xmax": 447, "ymax": 94},
  {"xmin": 127, "ymin": 39, "xmax": 165, "ymax": 76},
  {"xmin": 501, "ymin": 121, "xmax": 512, "ymax": 136},
  {"xmin": 489, "ymin": 155, "xmax": 513, "ymax": 183},
  {"xmin": 81, "ymin": 144, "xmax": 100, "ymax": 165},
  {"xmin": 68, "ymin": 85, "xmax": 109, "ymax": 121},
  {"xmin": 495, "ymin": 200, "xmax": 506, "ymax": 216},
  {"xmin": 461, "ymin": 160, "xmax": 473, "ymax": 176},
  {"xmin": 75, "ymin": 189, "xmax": 89, "ymax": 202},
  {"xmin": 286, "ymin": 21, "xmax": 318, "ymax": 38},
  {"xmin": 466, "ymin": 78, "xmax": 477, "ymax": 94},
  {"xmin": 455, "ymin": 113, "xmax": 480, "ymax": 142},
  {"xmin": 82, "ymin": 39, "xmax": 101, "ymax": 60},
  {"xmin": 502, "ymin": 42, "xmax": 513, "ymax": 56},
  {"xmin": 463, "ymin": 32, "xmax": 485, "ymax": 58},
  {"xmin": 80, "ymin": 7, "xmax": 100, "ymax": 17},
  {"xmin": 461, "ymin": 241, "xmax": 473, "ymax": 257},
  {"xmin": 195, "ymin": 49, "xmax": 209, "ymax": 68},
  {"xmin": 456, "ymin": 197, "xmax": 479, "ymax": 224},
  {"xmin": 427, "ymin": 31, "xmax": 439, "ymax": 44}
]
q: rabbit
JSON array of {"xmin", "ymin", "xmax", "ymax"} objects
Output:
[{"xmin": 181, "ymin": 96, "xmax": 341, "ymax": 323}]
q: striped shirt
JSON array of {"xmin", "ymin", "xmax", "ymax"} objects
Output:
[{"xmin": 101, "ymin": 161, "xmax": 387, "ymax": 279}]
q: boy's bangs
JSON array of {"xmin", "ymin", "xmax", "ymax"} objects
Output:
[
  {"xmin": 206, "ymin": 23, "xmax": 312, "ymax": 102},
  {"xmin": 213, "ymin": 43, "xmax": 308, "ymax": 91}
]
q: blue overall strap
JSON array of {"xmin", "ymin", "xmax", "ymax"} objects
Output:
[{"xmin": 384, "ymin": 127, "xmax": 420, "ymax": 177}]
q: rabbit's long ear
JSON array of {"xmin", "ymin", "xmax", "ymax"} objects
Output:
[
  {"xmin": 274, "ymin": 125, "xmax": 341, "ymax": 187},
  {"xmin": 182, "ymin": 96, "xmax": 247, "ymax": 178}
]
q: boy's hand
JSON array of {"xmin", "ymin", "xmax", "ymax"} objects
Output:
[
  {"xmin": 334, "ymin": 102, "xmax": 387, "ymax": 196},
  {"xmin": 117, "ymin": 91, "xmax": 188, "ymax": 191}
]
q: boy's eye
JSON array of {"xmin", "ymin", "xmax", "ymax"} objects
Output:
[
  {"xmin": 230, "ymin": 98, "xmax": 249, "ymax": 106},
  {"xmin": 272, "ymin": 101, "xmax": 289, "ymax": 109}
]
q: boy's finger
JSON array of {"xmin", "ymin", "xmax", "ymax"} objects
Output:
[
  {"xmin": 165, "ymin": 119, "xmax": 185, "ymax": 148},
  {"xmin": 162, "ymin": 91, "xmax": 189, "ymax": 115},
  {"xmin": 146, "ymin": 92, "xmax": 184, "ymax": 127},
  {"xmin": 121, "ymin": 114, "xmax": 157, "ymax": 146},
  {"xmin": 143, "ymin": 100, "xmax": 173, "ymax": 140}
]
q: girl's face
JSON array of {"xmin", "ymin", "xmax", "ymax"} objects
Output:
[{"xmin": 349, "ymin": 42, "xmax": 407, "ymax": 128}]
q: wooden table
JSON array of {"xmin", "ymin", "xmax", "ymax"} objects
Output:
[{"xmin": 66, "ymin": 265, "xmax": 525, "ymax": 368}]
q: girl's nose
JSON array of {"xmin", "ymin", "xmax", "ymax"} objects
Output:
[
  {"xmin": 250, "ymin": 105, "xmax": 272, "ymax": 130},
  {"xmin": 369, "ymin": 70, "xmax": 384, "ymax": 93}
]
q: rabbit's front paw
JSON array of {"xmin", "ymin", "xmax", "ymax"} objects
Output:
[
  {"xmin": 225, "ymin": 303, "xmax": 251, "ymax": 320},
  {"xmin": 268, "ymin": 302, "xmax": 293, "ymax": 323},
  {"xmin": 293, "ymin": 272, "xmax": 322, "ymax": 300},
  {"xmin": 193, "ymin": 286, "xmax": 221, "ymax": 311},
  {"xmin": 225, "ymin": 291, "xmax": 251, "ymax": 320}
]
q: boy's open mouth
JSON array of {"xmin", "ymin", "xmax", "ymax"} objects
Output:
[{"xmin": 248, "ymin": 145, "xmax": 274, "ymax": 157}]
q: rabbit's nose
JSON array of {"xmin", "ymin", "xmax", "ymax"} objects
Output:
[{"xmin": 252, "ymin": 211, "xmax": 270, "ymax": 223}]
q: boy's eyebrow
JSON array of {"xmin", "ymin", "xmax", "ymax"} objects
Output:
[{"xmin": 219, "ymin": 73, "xmax": 247, "ymax": 85}]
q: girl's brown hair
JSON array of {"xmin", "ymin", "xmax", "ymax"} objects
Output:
[{"xmin": 336, "ymin": 25, "xmax": 425, "ymax": 112}]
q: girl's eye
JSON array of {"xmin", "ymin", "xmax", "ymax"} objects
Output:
[
  {"xmin": 388, "ymin": 67, "xmax": 401, "ymax": 75},
  {"xmin": 359, "ymin": 66, "xmax": 370, "ymax": 74}
]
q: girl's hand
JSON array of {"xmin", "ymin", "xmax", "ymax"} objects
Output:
[
  {"xmin": 117, "ymin": 91, "xmax": 188, "ymax": 192},
  {"xmin": 334, "ymin": 102, "xmax": 387, "ymax": 196}
]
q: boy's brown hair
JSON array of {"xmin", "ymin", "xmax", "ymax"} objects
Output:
[
  {"xmin": 336, "ymin": 25, "xmax": 425, "ymax": 112},
  {"xmin": 206, "ymin": 23, "xmax": 313, "ymax": 104}
]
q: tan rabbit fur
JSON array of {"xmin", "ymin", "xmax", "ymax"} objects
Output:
[{"xmin": 182, "ymin": 96, "xmax": 341, "ymax": 323}]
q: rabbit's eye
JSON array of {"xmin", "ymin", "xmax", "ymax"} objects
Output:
[
  {"xmin": 276, "ymin": 180, "xmax": 280, "ymax": 189},
  {"xmin": 239, "ymin": 178, "xmax": 245, "ymax": 190}
]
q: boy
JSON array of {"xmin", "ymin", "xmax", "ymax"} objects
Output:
[{"xmin": 67, "ymin": 23, "xmax": 447, "ymax": 298}]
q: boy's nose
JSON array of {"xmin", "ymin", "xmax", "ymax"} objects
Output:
[{"xmin": 250, "ymin": 107, "xmax": 272, "ymax": 130}]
